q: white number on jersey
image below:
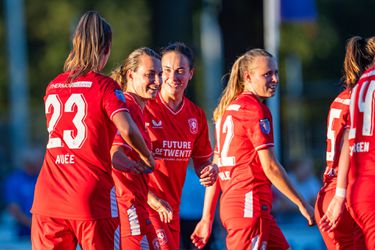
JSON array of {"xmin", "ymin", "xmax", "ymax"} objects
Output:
[
  {"xmin": 216, "ymin": 116, "xmax": 236, "ymax": 167},
  {"xmin": 45, "ymin": 94, "xmax": 87, "ymax": 149},
  {"xmin": 326, "ymin": 108, "xmax": 342, "ymax": 162},
  {"xmin": 349, "ymin": 80, "xmax": 375, "ymax": 139}
]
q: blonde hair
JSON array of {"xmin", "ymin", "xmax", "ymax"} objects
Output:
[
  {"xmin": 110, "ymin": 47, "xmax": 160, "ymax": 90},
  {"xmin": 63, "ymin": 11, "xmax": 112, "ymax": 80},
  {"xmin": 213, "ymin": 49, "xmax": 273, "ymax": 122},
  {"xmin": 343, "ymin": 36, "xmax": 375, "ymax": 88}
]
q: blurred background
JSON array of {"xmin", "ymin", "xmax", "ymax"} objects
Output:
[{"xmin": 0, "ymin": 0, "xmax": 373, "ymax": 249}]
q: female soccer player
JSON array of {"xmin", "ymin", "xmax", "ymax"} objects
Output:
[
  {"xmin": 191, "ymin": 48, "xmax": 314, "ymax": 250},
  {"xmin": 144, "ymin": 42, "xmax": 218, "ymax": 250},
  {"xmin": 110, "ymin": 47, "xmax": 172, "ymax": 249},
  {"xmin": 316, "ymin": 36, "xmax": 367, "ymax": 249},
  {"xmin": 320, "ymin": 36, "xmax": 375, "ymax": 248},
  {"xmin": 31, "ymin": 11, "xmax": 153, "ymax": 250}
]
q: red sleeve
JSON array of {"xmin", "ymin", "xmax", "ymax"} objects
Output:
[
  {"xmin": 245, "ymin": 106, "xmax": 274, "ymax": 151},
  {"xmin": 101, "ymin": 79, "xmax": 129, "ymax": 120},
  {"xmin": 191, "ymin": 109, "xmax": 214, "ymax": 161}
]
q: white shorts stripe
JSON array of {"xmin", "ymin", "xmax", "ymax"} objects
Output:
[{"xmin": 244, "ymin": 191, "xmax": 253, "ymax": 218}]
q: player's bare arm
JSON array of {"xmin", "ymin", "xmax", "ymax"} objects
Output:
[
  {"xmin": 191, "ymin": 180, "xmax": 221, "ymax": 248},
  {"xmin": 147, "ymin": 191, "xmax": 173, "ymax": 223},
  {"xmin": 320, "ymin": 130, "xmax": 349, "ymax": 232},
  {"xmin": 111, "ymin": 145, "xmax": 152, "ymax": 174},
  {"xmin": 258, "ymin": 147, "xmax": 316, "ymax": 226},
  {"xmin": 113, "ymin": 111, "xmax": 155, "ymax": 171}
]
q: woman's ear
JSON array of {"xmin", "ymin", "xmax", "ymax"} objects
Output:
[
  {"xmin": 189, "ymin": 68, "xmax": 195, "ymax": 81},
  {"xmin": 244, "ymin": 70, "xmax": 251, "ymax": 82},
  {"xmin": 126, "ymin": 70, "xmax": 134, "ymax": 82}
]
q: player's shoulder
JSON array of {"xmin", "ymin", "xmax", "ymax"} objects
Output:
[
  {"xmin": 360, "ymin": 65, "xmax": 375, "ymax": 80},
  {"xmin": 331, "ymin": 88, "xmax": 351, "ymax": 107},
  {"xmin": 232, "ymin": 92, "xmax": 263, "ymax": 111}
]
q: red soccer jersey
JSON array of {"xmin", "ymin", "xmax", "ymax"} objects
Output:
[
  {"xmin": 322, "ymin": 88, "xmax": 351, "ymax": 186},
  {"xmin": 144, "ymin": 94, "xmax": 213, "ymax": 211},
  {"xmin": 31, "ymin": 71, "xmax": 128, "ymax": 219},
  {"xmin": 215, "ymin": 92, "xmax": 273, "ymax": 224},
  {"xmin": 348, "ymin": 66, "xmax": 375, "ymax": 204},
  {"xmin": 112, "ymin": 92, "xmax": 151, "ymax": 231}
]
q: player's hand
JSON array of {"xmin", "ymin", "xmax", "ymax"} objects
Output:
[
  {"xmin": 112, "ymin": 154, "xmax": 143, "ymax": 174},
  {"xmin": 135, "ymin": 161, "xmax": 154, "ymax": 174},
  {"xmin": 299, "ymin": 202, "xmax": 316, "ymax": 227},
  {"xmin": 319, "ymin": 196, "xmax": 345, "ymax": 232},
  {"xmin": 191, "ymin": 219, "xmax": 212, "ymax": 249},
  {"xmin": 148, "ymin": 192, "xmax": 173, "ymax": 223},
  {"xmin": 199, "ymin": 164, "xmax": 218, "ymax": 187},
  {"xmin": 139, "ymin": 153, "xmax": 155, "ymax": 173}
]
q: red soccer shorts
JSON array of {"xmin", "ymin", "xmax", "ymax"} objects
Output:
[
  {"xmin": 121, "ymin": 228, "xmax": 160, "ymax": 250},
  {"xmin": 349, "ymin": 201, "xmax": 375, "ymax": 249},
  {"xmin": 147, "ymin": 211, "xmax": 180, "ymax": 250},
  {"xmin": 31, "ymin": 214, "xmax": 119, "ymax": 250},
  {"xmin": 315, "ymin": 187, "xmax": 365, "ymax": 249},
  {"xmin": 222, "ymin": 209, "xmax": 289, "ymax": 250}
]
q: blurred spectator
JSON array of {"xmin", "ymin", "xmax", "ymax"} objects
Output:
[
  {"xmin": 273, "ymin": 157, "xmax": 321, "ymax": 222},
  {"xmin": 3, "ymin": 147, "xmax": 43, "ymax": 238},
  {"xmin": 180, "ymin": 165, "xmax": 218, "ymax": 250}
]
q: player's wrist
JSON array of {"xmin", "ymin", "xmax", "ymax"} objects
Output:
[{"xmin": 335, "ymin": 187, "xmax": 346, "ymax": 198}]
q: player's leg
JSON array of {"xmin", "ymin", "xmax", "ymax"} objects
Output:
[
  {"xmin": 349, "ymin": 202, "xmax": 375, "ymax": 249},
  {"xmin": 31, "ymin": 214, "xmax": 77, "ymax": 250},
  {"xmin": 263, "ymin": 216, "xmax": 289, "ymax": 250},
  {"xmin": 225, "ymin": 217, "xmax": 258, "ymax": 250}
]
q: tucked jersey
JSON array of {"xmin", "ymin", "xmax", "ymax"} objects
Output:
[
  {"xmin": 348, "ymin": 66, "xmax": 375, "ymax": 204},
  {"xmin": 144, "ymin": 94, "xmax": 213, "ymax": 211},
  {"xmin": 215, "ymin": 92, "xmax": 274, "ymax": 224},
  {"xmin": 31, "ymin": 71, "xmax": 128, "ymax": 219},
  {"xmin": 322, "ymin": 88, "xmax": 351, "ymax": 187},
  {"xmin": 112, "ymin": 92, "xmax": 151, "ymax": 232}
]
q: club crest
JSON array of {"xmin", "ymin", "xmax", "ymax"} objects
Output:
[
  {"xmin": 259, "ymin": 118, "xmax": 271, "ymax": 134},
  {"xmin": 156, "ymin": 229, "xmax": 168, "ymax": 245},
  {"xmin": 188, "ymin": 118, "xmax": 198, "ymax": 134}
]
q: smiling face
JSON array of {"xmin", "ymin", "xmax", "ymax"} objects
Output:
[
  {"xmin": 160, "ymin": 51, "xmax": 193, "ymax": 100},
  {"xmin": 127, "ymin": 55, "xmax": 162, "ymax": 100},
  {"xmin": 245, "ymin": 56, "xmax": 279, "ymax": 100}
]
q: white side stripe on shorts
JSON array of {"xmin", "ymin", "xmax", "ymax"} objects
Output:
[{"xmin": 244, "ymin": 191, "xmax": 253, "ymax": 218}]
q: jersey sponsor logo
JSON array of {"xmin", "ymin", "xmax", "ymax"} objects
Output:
[
  {"xmin": 127, "ymin": 205, "xmax": 141, "ymax": 236},
  {"xmin": 154, "ymin": 140, "xmax": 192, "ymax": 160},
  {"xmin": 227, "ymin": 104, "xmax": 241, "ymax": 111},
  {"xmin": 115, "ymin": 89, "xmax": 126, "ymax": 103},
  {"xmin": 259, "ymin": 118, "xmax": 270, "ymax": 134},
  {"xmin": 156, "ymin": 229, "xmax": 168, "ymax": 245},
  {"xmin": 152, "ymin": 119, "xmax": 162, "ymax": 128},
  {"xmin": 49, "ymin": 81, "xmax": 92, "ymax": 89},
  {"xmin": 334, "ymin": 97, "xmax": 350, "ymax": 105},
  {"xmin": 188, "ymin": 118, "xmax": 198, "ymax": 134}
]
